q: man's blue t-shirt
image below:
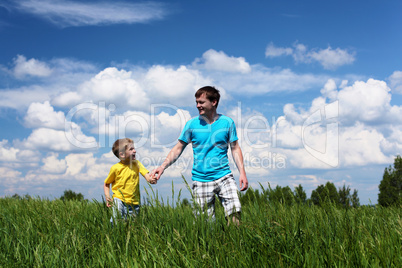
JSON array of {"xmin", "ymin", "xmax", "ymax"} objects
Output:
[{"xmin": 178, "ymin": 115, "xmax": 238, "ymax": 182}]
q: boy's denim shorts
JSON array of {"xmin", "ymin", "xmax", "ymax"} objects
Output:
[{"xmin": 110, "ymin": 197, "xmax": 140, "ymax": 223}]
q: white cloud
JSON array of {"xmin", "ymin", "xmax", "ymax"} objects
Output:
[
  {"xmin": 72, "ymin": 67, "xmax": 150, "ymax": 110},
  {"xmin": 0, "ymin": 140, "xmax": 19, "ymax": 161},
  {"xmin": 94, "ymin": 107, "xmax": 192, "ymax": 150},
  {"xmin": 193, "ymin": 49, "xmax": 251, "ymax": 73},
  {"xmin": 153, "ymin": 109, "xmax": 192, "ymax": 147},
  {"xmin": 4, "ymin": 0, "xmax": 169, "ymax": 27},
  {"xmin": 339, "ymin": 124, "xmax": 392, "ymax": 166},
  {"xmin": 380, "ymin": 125, "xmax": 402, "ymax": 154},
  {"xmin": 0, "ymin": 167, "xmax": 22, "ymax": 181},
  {"xmin": 0, "ymin": 56, "xmax": 97, "ymax": 110},
  {"xmin": 53, "ymin": 64, "xmax": 213, "ymax": 111},
  {"xmin": 143, "ymin": 65, "xmax": 212, "ymax": 105},
  {"xmin": 272, "ymin": 78, "xmax": 402, "ymax": 168},
  {"xmin": 389, "ymin": 71, "xmax": 402, "ymax": 94},
  {"xmin": 0, "ymin": 85, "xmax": 53, "ymax": 110},
  {"xmin": 284, "ymin": 78, "xmax": 402, "ymax": 127},
  {"xmin": 265, "ymin": 42, "xmax": 355, "ymax": 70},
  {"xmin": 24, "ymin": 101, "xmax": 66, "ymax": 129},
  {"xmin": 52, "ymin": 91, "xmax": 82, "ymax": 107},
  {"xmin": 13, "ymin": 55, "xmax": 52, "ymax": 79},
  {"xmin": 308, "ymin": 46, "xmax": 355, "ymax": 70},
  {"xmin": 65, "ymin": 153, "xmax": 95, "ymax": 176},
  {"xmin": 265, "ymin": 42, "xmax": 293, "ymax": 57},
  {"xmin": 23, "ymin": 126, "xmax": 96, "ymax": 152},
  {"xmin": 337, "ymin": 79, "xmax": 402, "ymax": 125},
  {"xmin": 0, "ymin": 140, "xmax": 41, "ymax": 164},
  {"xmin": 218, "ymin": 65, "xmax": 328, "ymax": 95},
  {"xmin": 41, "ymin": 153, "xmax": 67, "ymax": 173}
]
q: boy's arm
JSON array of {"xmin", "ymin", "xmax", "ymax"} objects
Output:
[
  {"xmin": 151, "ymin": 140, "xmax": 187, "ymax": 180},
  {"xmin": 230, "ymin": 140, "xmax": 249, "ymax": 191},
  {"xmin": 103, "ymin": 183, "xmax": 113, "ymax": 207},
  {"xmin": 143, "ymin": 172, "xmax": 157, "ymax": 184}
]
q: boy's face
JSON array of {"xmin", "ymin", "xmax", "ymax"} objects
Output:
[{"xmin": 120, "ymin": 143, "xmax": 136, "ymax": 161}]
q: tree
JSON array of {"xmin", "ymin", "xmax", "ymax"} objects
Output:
[
  {"xmin": 294, "ymin": 184, "xmax": 307, "ymax": 204},
  {"xmin": 338, "ymin": 184, "xmax": 351, "ymax": 208},
  {"xmin": 338, "ymin": 184, "xmax": 360, "ymax": 208},
  {"xmin": 239, "ymin": 187, "xmax": 267, "ymax": 206},
  {"xmin": 60, "ymin": 189, "xmax": 84, "ymax": 202},
  {"xmin": 267, "ymin": 185, "xmax": 294, "ymax": 206},
  {"xmin": 351, "ymin": 189, "xmax": 360, "ymax": 208},
  {"xmin": 378, "ymin": 155, "xmax": 402, "ymax": 207},
  {"xmin": 311, "ymin": 185, "xmax": 325, "ymax": 206},
  {"xmin": 311, "ymin": 182, "xmax": 339, "ymax": 206}
]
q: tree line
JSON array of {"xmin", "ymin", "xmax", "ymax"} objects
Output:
[
  {"xmin": 8, "ymin": 156, "xmax": 401, "ymax": 207},
  {"xmin": 11, "ymin": 189, "xmax": 85, "ymax": 202},
  {"xmin": 238, "ymin": 182, "xmax": 360, "ymax": 208},
  {"xmin": 239, "ymin": 155, "xmax": 401, "ymax": 208}
]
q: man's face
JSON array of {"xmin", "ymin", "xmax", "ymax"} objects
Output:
[{"xmin": 196, "ymin": 93, "xmax": 217, "ymax": 115}]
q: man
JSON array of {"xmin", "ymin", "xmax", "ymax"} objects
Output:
[{"xmin": 151, "ymin": 86, "xmax": 248, "ymax": 224}]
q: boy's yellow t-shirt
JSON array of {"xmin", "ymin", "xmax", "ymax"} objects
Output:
[{"xmin": 105, "ymin": 160, "xmax": 149, "ymax": 205}]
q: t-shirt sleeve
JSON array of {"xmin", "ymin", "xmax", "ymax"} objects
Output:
[
  {"xmin": 178, "ymin": 120, "xmax": 192, "ymax": 144},
  {"xmin": 104, "ymin": 166, "xmax": 116, "ymax": 184},
  {"xmin": 138, "ymin": 161, "xmax": 150, "ymax": 176},
  {"xmin": 229, "ymin": 120, "xmax": 238, "ymax": 143}
]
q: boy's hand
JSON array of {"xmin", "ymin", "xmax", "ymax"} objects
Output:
[
  {"xmin": 106, "ymin": 196, "xmax": 113, "ymax": 207},
  {"xmin": 145, "ymin": 172, "xmax": 157, "ymax": 184}
]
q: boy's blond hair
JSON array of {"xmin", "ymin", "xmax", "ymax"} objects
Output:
[{"xmin": 112, "ymin": 138, "xmax": 134, "ymax": 159}]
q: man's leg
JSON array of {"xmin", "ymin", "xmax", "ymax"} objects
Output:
[
  {"xmin": 192, "ymin": 180, "xmax": 217, "ymax": 220},
  {"xmin": 217, "ymin": 174, "xmax": 242, "ymax": 226}
]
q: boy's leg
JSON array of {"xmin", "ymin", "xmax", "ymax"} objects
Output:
[
  {"xmin": 216, "ymin": 174, "xmax": 242, "ymax": 226},
  {"xmin": 110, "ymin": 198, "xmax": 127, "ymax": 224},
  {"xmin": 127, "ymin": 204, "xmax": 140, "ymax": 218},
  {"xmin": 192, "ymin": 180, "xmax": 217, "ymax": 220}
]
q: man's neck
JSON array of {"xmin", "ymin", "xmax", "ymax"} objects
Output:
[{"xmin": 201, "ymin": 111, "xmax": 219, "ymax": 124}]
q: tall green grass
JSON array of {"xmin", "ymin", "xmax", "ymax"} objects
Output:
[{"xmin": 0, "ymin": 186, "xmax": 401, "ymax": 267}]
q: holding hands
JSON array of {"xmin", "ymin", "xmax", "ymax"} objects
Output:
[
  {"xmin": 146, "ymin": 172, "xmax": 158, "ymax": 184},
  {"xmin": 150, "ymin": 166, "xmax": 165, "ymax": 181}
]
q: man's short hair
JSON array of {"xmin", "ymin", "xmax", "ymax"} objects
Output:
[
  {"xmin": 195, "ymin": 86, "xmax": 220, "ymax": 108},
  {"xmin": 112, "ymin": 138, "xmax": 133, "ymax": 158}
]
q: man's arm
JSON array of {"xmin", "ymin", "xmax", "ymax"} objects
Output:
[
  {"xmin": 151, "ymin": 140, "xmax": 187, "ymax": 180},
  {"xmin": 230, "ymin": 140, "xmax": 248, "ymax": 191}
]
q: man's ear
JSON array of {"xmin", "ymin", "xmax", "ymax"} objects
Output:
[
  {"xmin": 212, "ymin": 100, "xmax": 218, "ymax": 107},
  {"xmin": 119, "ymin": 151, "xmax": 125, "ymax": 159}
]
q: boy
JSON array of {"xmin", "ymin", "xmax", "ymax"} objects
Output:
[{"xmin": 104, "ymin": 138, "xmax": 156, "ymax": 222}]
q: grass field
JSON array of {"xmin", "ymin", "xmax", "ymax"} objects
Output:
[{"xmin": 0, "ymin": 186, "xmax": 401, "ymax": 267}]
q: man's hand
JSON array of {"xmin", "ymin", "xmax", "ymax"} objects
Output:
[
  {"xmin": 150, "ymin": 166, "xmax": 165, "ymax": 181},
  {"xmin": 239, "ymin": 174, "xmax": 248, "ymax": 191},
  {"xmin": 150, "ymin": 141, "xmax": 186, "ymax": 181}
]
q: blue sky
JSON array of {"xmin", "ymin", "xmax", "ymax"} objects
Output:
[{"xmin": 0, "ymin": 0, "xmax": 401, "ymax": 204}]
